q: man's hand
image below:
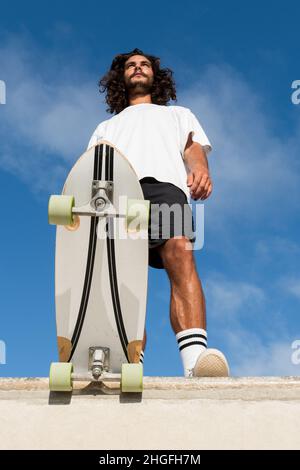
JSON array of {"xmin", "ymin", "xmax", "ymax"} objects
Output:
[
  {"xmin": 186, "ymin": 165, "xmax": 212, "ymax": 200},
  {"xmin": 184, "ymin": 136, "xmax": 213, "ymax": 200}
]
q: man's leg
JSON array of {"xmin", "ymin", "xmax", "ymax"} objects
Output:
[
  {"xmin": 140, "ymin": 236, "xmax": 203, "ymax": 364},
  {"xmin": 157, "ymin": 236, "xmax": 205, "ymax": 333},
  {"xmin": 140, "ymin": 236, "xmax": 202, "ymax": 357},
  {"xmin": 156, "ymin": 236, "xmax": 229, "ymax": 377}
]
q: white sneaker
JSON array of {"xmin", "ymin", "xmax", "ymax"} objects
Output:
[{"xmin": 193, "ymin": 348, "xmax": 229, "ymax": 377}]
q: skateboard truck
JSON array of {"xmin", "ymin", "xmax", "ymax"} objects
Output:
[
  {"xmin": 91, "ymin": 180, "xmax": 113, "ymax": 212},
  {"xmin": 49, "ymin": 344, "xmax": 143, "ymax": 392},
  {"xmin": 89, "ymin": 346, "xmax": 110, "ymax": 379},
  {"xmin": 48, "ymin": 182, "xmax": 150, "ymax": 229},
  {"xmin": 72, "ymin": 179, "xmax": 121, "ymax": 219}
]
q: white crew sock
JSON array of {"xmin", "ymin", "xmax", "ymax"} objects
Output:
[
  {"xmin": 139, "ymin": 350, "xmax": 144, "ymax": 365},
  {"xmin": 176, "ymin": 328, "xmax": 207, "ymax": 377}
]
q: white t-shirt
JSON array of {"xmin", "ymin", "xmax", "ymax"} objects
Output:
[{"xmin": 87, "ymin": 103, "xmax": 212, "ymax": 201}]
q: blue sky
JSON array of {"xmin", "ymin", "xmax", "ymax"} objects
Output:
[{"xmin": 1, "ymin": 0, "xmax": 300, "ymax": 378}]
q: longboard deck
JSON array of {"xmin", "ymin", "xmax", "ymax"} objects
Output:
[{"xmin": 54, "ymin": 141, "xmax": 148, "ymax": 374}]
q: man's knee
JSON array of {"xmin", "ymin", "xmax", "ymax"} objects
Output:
[{"xmin": 159, "ymin": 236, "xmax": 194, "ymax": 267}]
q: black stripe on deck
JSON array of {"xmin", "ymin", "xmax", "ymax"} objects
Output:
[
  {"xmin": 106, "ymin": 145, "xmax": 129, "ymax": 361},
  {"xmin": 68, "ymin": 144, "xmax": 103, "ymax": 361}
]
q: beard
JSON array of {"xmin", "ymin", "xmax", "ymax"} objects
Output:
[{"xmin": 125, "ymin": 75, "xmax": 153, "ymax": 95}]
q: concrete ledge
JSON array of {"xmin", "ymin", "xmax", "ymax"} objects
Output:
[
  {"xmin": 1, "ymin": 376, "xmax": 300, "ymax": 400},
  {"xmin": 0, "ymin": 377, "xmax": 300, "ymax": 449}
]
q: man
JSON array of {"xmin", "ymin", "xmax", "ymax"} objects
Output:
[{"xmin": 87, "ymin": 48, "xmax": 229, "ymax": 377}]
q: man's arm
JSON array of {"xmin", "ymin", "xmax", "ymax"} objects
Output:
[{"xmin": 183, "ymin": 132, "xmax": 213, "ymax": 201}]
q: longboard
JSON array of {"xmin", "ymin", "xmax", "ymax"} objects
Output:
[{"xmin": 48, "ymin": 141, "xmax": 150, "ymax": 393}]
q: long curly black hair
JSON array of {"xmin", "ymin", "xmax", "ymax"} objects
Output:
[{"xmin": 98, "ymin": 48, "xmax": 177, "ymax": 114}]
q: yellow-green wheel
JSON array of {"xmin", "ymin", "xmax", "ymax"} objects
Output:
[
  {"xmin": 49, "ymin": 362, "xmax": 73, "ymax": 392},
  {"xmin": 121, "ymin": 363, "xmax": 143, "ymax": 393},
  {"xmin": 126, "ymin": 199, "xmax": 150, "ymax": 233},
  {"xmin": 48, "ymin": 195, "xmax": 75, "ymax": 226}
]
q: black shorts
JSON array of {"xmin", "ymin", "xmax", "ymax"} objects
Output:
[{"xmin": 139, "ymin": 177, "xmax": 196, "ymax": 269}]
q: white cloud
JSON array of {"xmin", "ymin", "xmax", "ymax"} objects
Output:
[
  {"xmin": 225, "ymin": 328, "xmax": 300, "ymax": 376},
  {"xmin": 180, "ymin": 63, "xmax": 300, "ymax": 231},
  {"xmin": 280, "ymin": 277, "xmax": 300, "ymax": 299},
  {"xmin": 204, "ymin": 275, "xmax": 266, "ymax": 320},
  {"xmin": 255, "ymin": 236, "xmax": 300, "ymax": 260},
  {"xmin": 203, "ymin": 273, "xmax": 300, "ymax": 375},
  {"xmin": 0, "ymin": 33, "xmax": 107, "ymax": 192}
]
